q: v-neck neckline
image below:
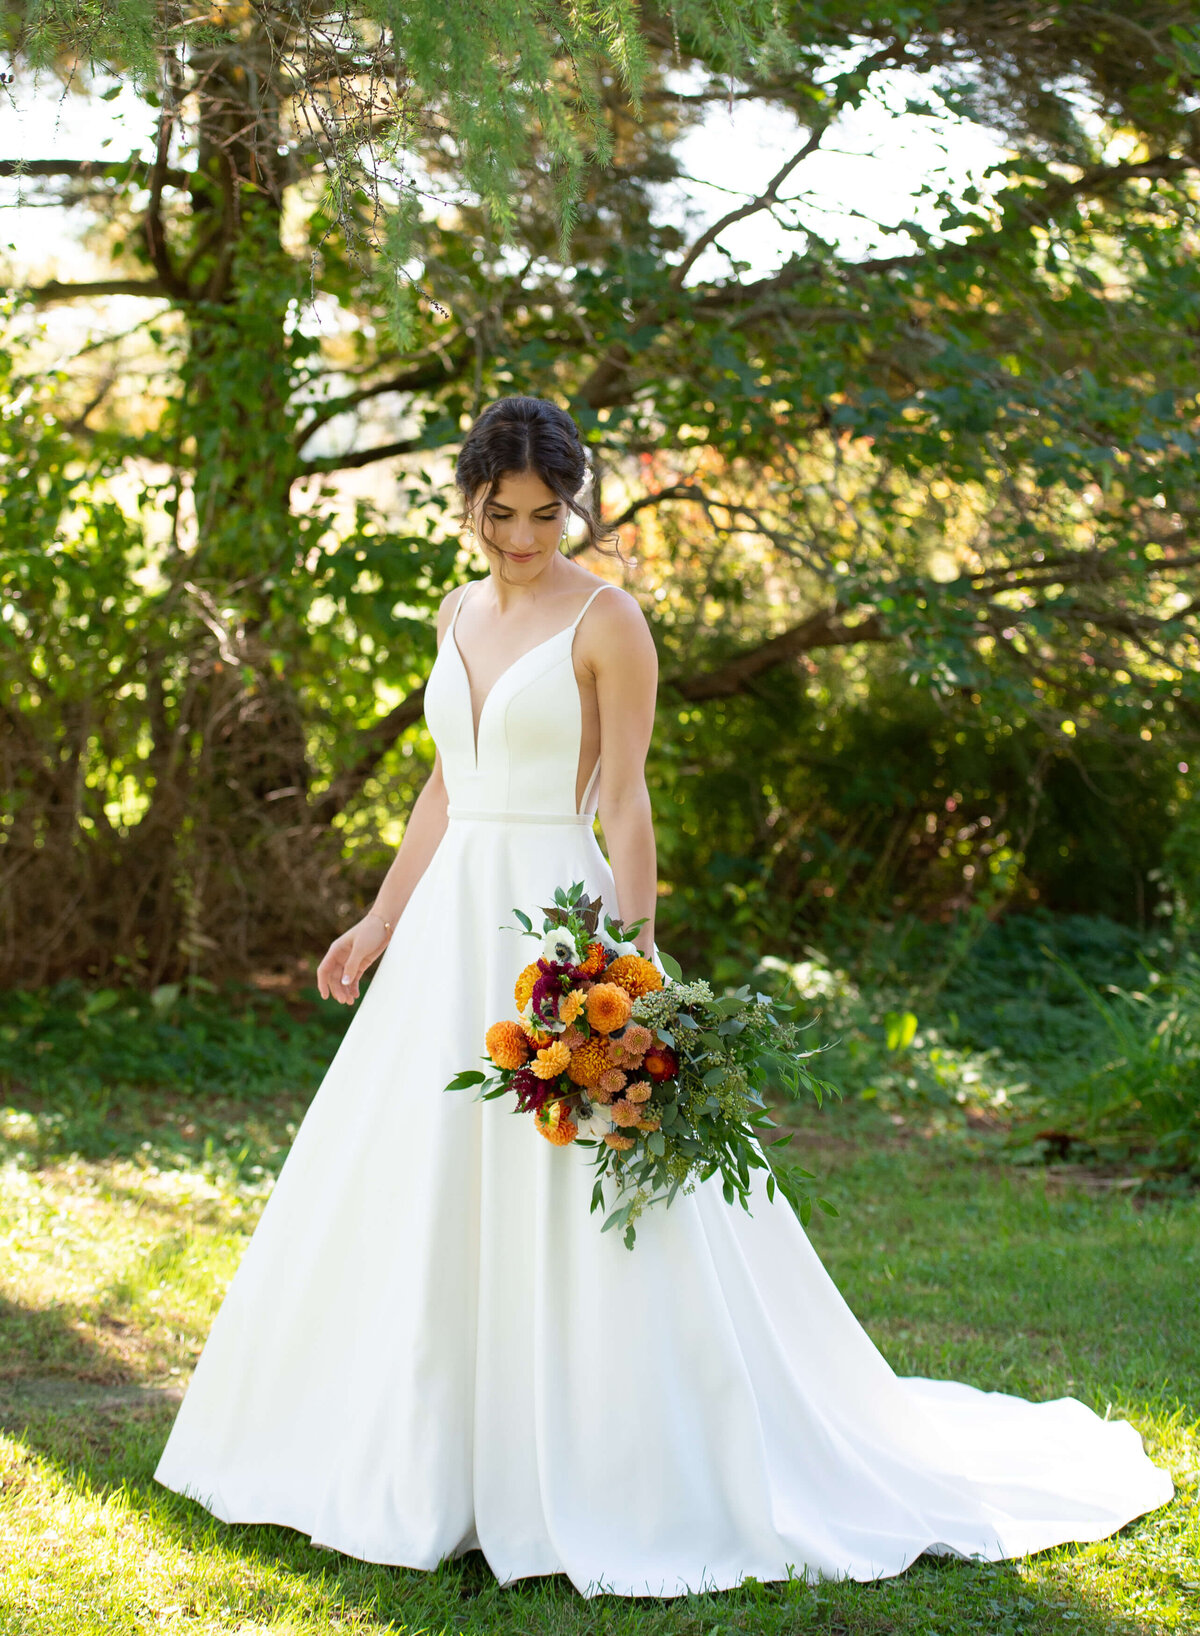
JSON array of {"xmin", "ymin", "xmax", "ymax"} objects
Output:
[
  {"xmin": 451, "ymin": 621, "xmax": 574, "ymax": 769},
  {"xmin": 449, "ymin": 582, "xmax": 587, "ymax": 770}
]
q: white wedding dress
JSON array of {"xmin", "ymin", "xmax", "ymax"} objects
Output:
[{"xmin": 155, "ymin": 578, "xmax": 1173, "ymax": 1597}]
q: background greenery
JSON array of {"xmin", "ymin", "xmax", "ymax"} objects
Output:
[{"xmin": 2, "ymin": 0, "xmax": 1198, "ymax": 987}]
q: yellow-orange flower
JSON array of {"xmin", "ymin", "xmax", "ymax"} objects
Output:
[
  {"xmin": 536, "ymin": 1101, "xmax": 578, "ymax": 1145},
  {"xmin": 567, "ymin": 1035, "xmax": 611, "ymax": 1087},
  {"xmin": 610, "ymin": 1098, "xmax": 642, "ymax": 1127},
  {"xmin": 532, "ymin": 1040, "xmax": 571, "ymax": 1080},
  {"xmin": 604, "ymin": 954, "xmax": 664, "ymax": 999},
  {"xmin": 485, "ymin": 1020, "xmax": 530, "ymax": 1070},
  {"xmin": 514, "ymin": 962, "xmax": 542, "ymax": 1011},
  {"xmin": 604, "ymin": 1131, "xmax": 635, "ymax": 1151},
  {"xmin": 522, "ymin": 1020, "xmax": 553, "ymax": 1048},
  {"xmin": 558, "ymin": 989, "xmax": 584, "ymax": 1025},
  {"xmin": 577, "ymin": 941, "xmax": 608, "ymax": 978},
  {"xmin": 624, "ymin": 1078, "xmax": 652, "ymax": 1104},
  {"xmin": 635, "ymin": 1117, "xmax": 661, "ymax": 1132},
  {"xmin": 585, "ymin": 982, "xmax": 633, "ymax": 1034}
]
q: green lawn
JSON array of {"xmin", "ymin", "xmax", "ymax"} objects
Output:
[{"xmin": 1, "ymin": 1089, "xmax": 1197, "ymax": 1636}]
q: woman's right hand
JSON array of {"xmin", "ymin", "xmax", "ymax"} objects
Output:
[{"xmin": 317, "ymin": 915, "xmax": 391, "ymax": 1005}]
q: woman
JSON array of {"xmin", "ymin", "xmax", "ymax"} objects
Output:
[{"xmin": 155, "ymin": 395, "xmax": 1173, "ymax": 1598}]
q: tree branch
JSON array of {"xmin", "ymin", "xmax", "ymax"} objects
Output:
[
  {"xmin": 18, "ymin": 279, "xmax": 170, "ymax": 305},
  {"xmin": 0, "ymin": 156, "xmax": 190, "ymax": 187},
  {"xmin": 668, "ymin": 606, "xmax": 888, "ymax": 701},
  {"xmin": 144, "ymin": 107, "xmax": 190, "ymax": 300},
  {"xmin": 296, "ymin": 436, "xmax": 424, "ymax": 476},
  {"xmin": 686, "ymin": 153, "xmax": 1199, "ymax": 321},
  {"xmin": 667, "ymin": 125, "xmax": 829, "ymax": 292},
  {"xmin": 604, "ymin": 484, "xmax": 719, "ymax": 529},
  {"xmin": 294, "ymin": 340, "xmax": 470, "ymax": 449}
]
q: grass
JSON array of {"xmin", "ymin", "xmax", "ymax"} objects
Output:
[{"xmin": 0, "ymin": 1084, "xmax": 1197, "ymax": 1634}]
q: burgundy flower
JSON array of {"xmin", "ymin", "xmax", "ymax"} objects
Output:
[
  {"xmin": 643, "ymin": 1043, "xmax": 679, "ymax": 1082},
  {"xmin": 531, "ymin": 958, "xmax": 579, "ymax": 1024},
  {"xmin": 512, "ymin": 1066, "xmax": 556, "ymax": 1114}
]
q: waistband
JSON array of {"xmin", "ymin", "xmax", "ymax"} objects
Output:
[{"xmin": 447, "ymin": 807, "xmax": 596, "ymax": 826}]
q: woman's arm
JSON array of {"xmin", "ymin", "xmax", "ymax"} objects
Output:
[
  {"xmin": 317, "ymin": 587, "xmax": 462, "ymax": 1004},
  {"xmin": 585, "ymin": 589, "xmax": 660, "ymax": 961}
]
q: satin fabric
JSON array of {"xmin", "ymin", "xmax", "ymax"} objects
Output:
[{"xmin": 154, "ymin": 577, "xmax": 1173, "ymax": 1596}]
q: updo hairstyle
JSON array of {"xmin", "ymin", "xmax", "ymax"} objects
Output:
[{"xmin": 454, "ymin": 396, "xmax": 620, "ymax": 559}]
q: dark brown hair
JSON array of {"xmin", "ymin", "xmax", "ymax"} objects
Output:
[{"xmin": 455, "ymin": 396, "xmax": 621, "ymax": 560}]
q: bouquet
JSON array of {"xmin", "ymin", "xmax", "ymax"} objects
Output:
[{"xmin": 444, "ymin": 880, "xmax": 840, "ymax": 1249}]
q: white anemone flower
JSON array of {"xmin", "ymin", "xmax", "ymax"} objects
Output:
[
  {"xmin": 575, "ymin": 1103, "xmax": 615, "ymax": 1141},
  {"xmin": 541, "ymin": 927, "xmax": 578, "ymax": 966}
]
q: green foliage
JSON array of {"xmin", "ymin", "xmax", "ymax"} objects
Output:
[
  {"xmin": 1020, "ymin": 957, "xmax": 1200, "ymax": 1177},
  {"xmin": 651, "ymin": 667, "xmax": 1196, "ymax": 971},
  {"xmin": 764, "ymin": 910, "xmax": 1200, "ymax": 1181},
  {"xmin": 0, "ymin": 978, "xmax": 352, "ymax": 1184},
  {"xmin": 6, "ymin": 0, "xmax": 793, "ymax": 275},
  {"xmin": 3, "ymin": 3, "xmax": 1200, "ymax": 984},
  {"xmin": 0, "ymin": 978, "xmax": 350, "ymax": 1105}
]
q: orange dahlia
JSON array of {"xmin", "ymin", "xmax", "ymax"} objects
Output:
[
  {"xmin": 485, "ymin": 1020, "xmax": 530, "ymax": 1070},
  {"xmin": 603, "ymin": 954, "xmax": 664, "ymax": 999},
  {"xmin": 514, "ymin": 962, "xmax": 542, "ymax": 1011},
  {"xmin": 610, "ymin": 1098, "xmax": 642, "ymax": 1127},
  {"xmin": 566, "ymin": 1035, "xmax": 611, "ymax": 1087},
  {"xmin": 585, "ymin": 982, "xmax": 633, "ymax": 1034},
  {"xmin": 535, "ymin": 1101, "xmax": 578, "ymax": 1145},
  {"xmin": 532, "ymin": 1040, "xmax": 571, "ymax": 1080},
  {"xmin": 577, "ymin": 941, "xmax": 608, "ymax": 978},
  {"xmin": 604, "ymin": 1131, "xmax": 635, "ymax": 1151},
  {"xmin": 558, "ymin": 989, "xmax": 584, "ymax": 1026},
  {"xmin": 624, "ymin": 1078, "xmax": 652, "ymax": 1104}
]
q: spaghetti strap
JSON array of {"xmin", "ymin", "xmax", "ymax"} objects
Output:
[
  {"xmin": 570, "ymin": 581, "xmax": 617, "ymax": 629},
  {"xmin": 448, "ymin": 580, "xmax": 475, "ymax": 634}
]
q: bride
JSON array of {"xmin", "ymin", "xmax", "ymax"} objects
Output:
[{"xmin": 155, "ymin": 394, "xmax": 1173, "ymax": 1598}]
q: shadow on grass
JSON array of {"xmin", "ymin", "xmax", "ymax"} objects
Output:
[
  {"xmin": 0, "ymin": 1293, "xmax": 138, "ymax": 1386},
  {"xmin": 0, "ymin": 1318, "xmax": 1175, "ymax": 1636}
]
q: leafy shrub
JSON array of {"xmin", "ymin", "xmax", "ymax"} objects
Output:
[{"xmin": 1025, "ymin": 958, "xmax": 1200, "ymax": 1176}]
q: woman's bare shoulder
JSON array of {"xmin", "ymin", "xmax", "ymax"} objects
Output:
[
  {"xmin": 581, "ymin": 581, "xmax": 656, "ymax": 668},
  {"xmin": 594, "ymin": 580, "xmax": 651, "ymax": 627}
]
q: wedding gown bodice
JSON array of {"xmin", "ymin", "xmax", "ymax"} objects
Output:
[{"xmin": 423, "ymin": 578, "xmax": 612, "ymax": 823}]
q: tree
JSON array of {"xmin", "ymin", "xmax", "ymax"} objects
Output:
[{"xmin": 2, "ymin": 1, "xmax": 1199, "ymax": 983}]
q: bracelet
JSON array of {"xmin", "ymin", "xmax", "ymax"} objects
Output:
[{"xmin": 365, "ymin": 909, "xmax": 394, "ymax": 935}]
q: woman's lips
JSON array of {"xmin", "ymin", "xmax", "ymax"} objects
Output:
[{"xmin": 506, "ymin": 551, "xmax": 536, "ymax": 561}]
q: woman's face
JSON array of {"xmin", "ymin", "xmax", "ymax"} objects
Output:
[{"xmin": 471, "ymin": 470, "xmax": 568, "ymax": 574}]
